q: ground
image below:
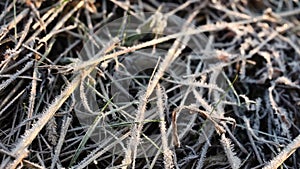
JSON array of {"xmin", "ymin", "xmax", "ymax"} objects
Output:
[{"xmin": 0, "ymin": 0, "xmax": 300, "ymax": 168}]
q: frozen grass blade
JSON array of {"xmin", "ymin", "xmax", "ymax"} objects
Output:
[
  {"xmin": 156, "ymin": 84, "xmax": 174, "ymax": 169},
  {"xmin": 220, "ymin": 134, "xmax": 241, "ymax": 169},
  {"xmin": 4, "ymin": 75, "xmax": 80, "ymax": 168},
  {"xmin": 4, "ymin": 66, "xmax": 94, "ymax": 168},
  {"xmin": 1, "ymin": 0, "xmax": 300, "ymax": 168},
  {"xmin": 51, "ymin": 115, "xmax": 72, "ymax": 169},
  {"xmin": 0, "ymin": 60, "xmax": 33, "ymax": 94},
  {"xmin": 263, "ymin": 134, "xmax": 300, "ymax": 169}
]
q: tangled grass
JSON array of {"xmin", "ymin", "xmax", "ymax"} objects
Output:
[{"xmin": 0, "ymin": 0, "xmax": 300, "ymax": 168}]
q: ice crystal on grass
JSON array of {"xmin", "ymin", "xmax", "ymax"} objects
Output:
[{"xmin": 1, "ymin": 0, "xmax": 300, "ymax": 168}]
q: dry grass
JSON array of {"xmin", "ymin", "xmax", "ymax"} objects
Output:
[{"xmin": 0, "ymin": 0, "xmax": 300, "ymax": 168}]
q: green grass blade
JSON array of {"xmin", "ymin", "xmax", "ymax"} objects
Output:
[{"xmin": 69, "ymin": 95, "xmax": 115, "ymax": 167}]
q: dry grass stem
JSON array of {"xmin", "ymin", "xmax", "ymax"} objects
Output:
[
  {"xmin": 263, "ymin": 134, "xmax": 300, "ymax": 169},
  {"xmin": 1, "ymin": 0, "xmax": 300, "ymax": 168}
]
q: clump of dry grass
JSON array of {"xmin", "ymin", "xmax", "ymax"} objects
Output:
[{"xmin": 0, "ymin": 0, "xmax": 300, "ymax": 168}]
